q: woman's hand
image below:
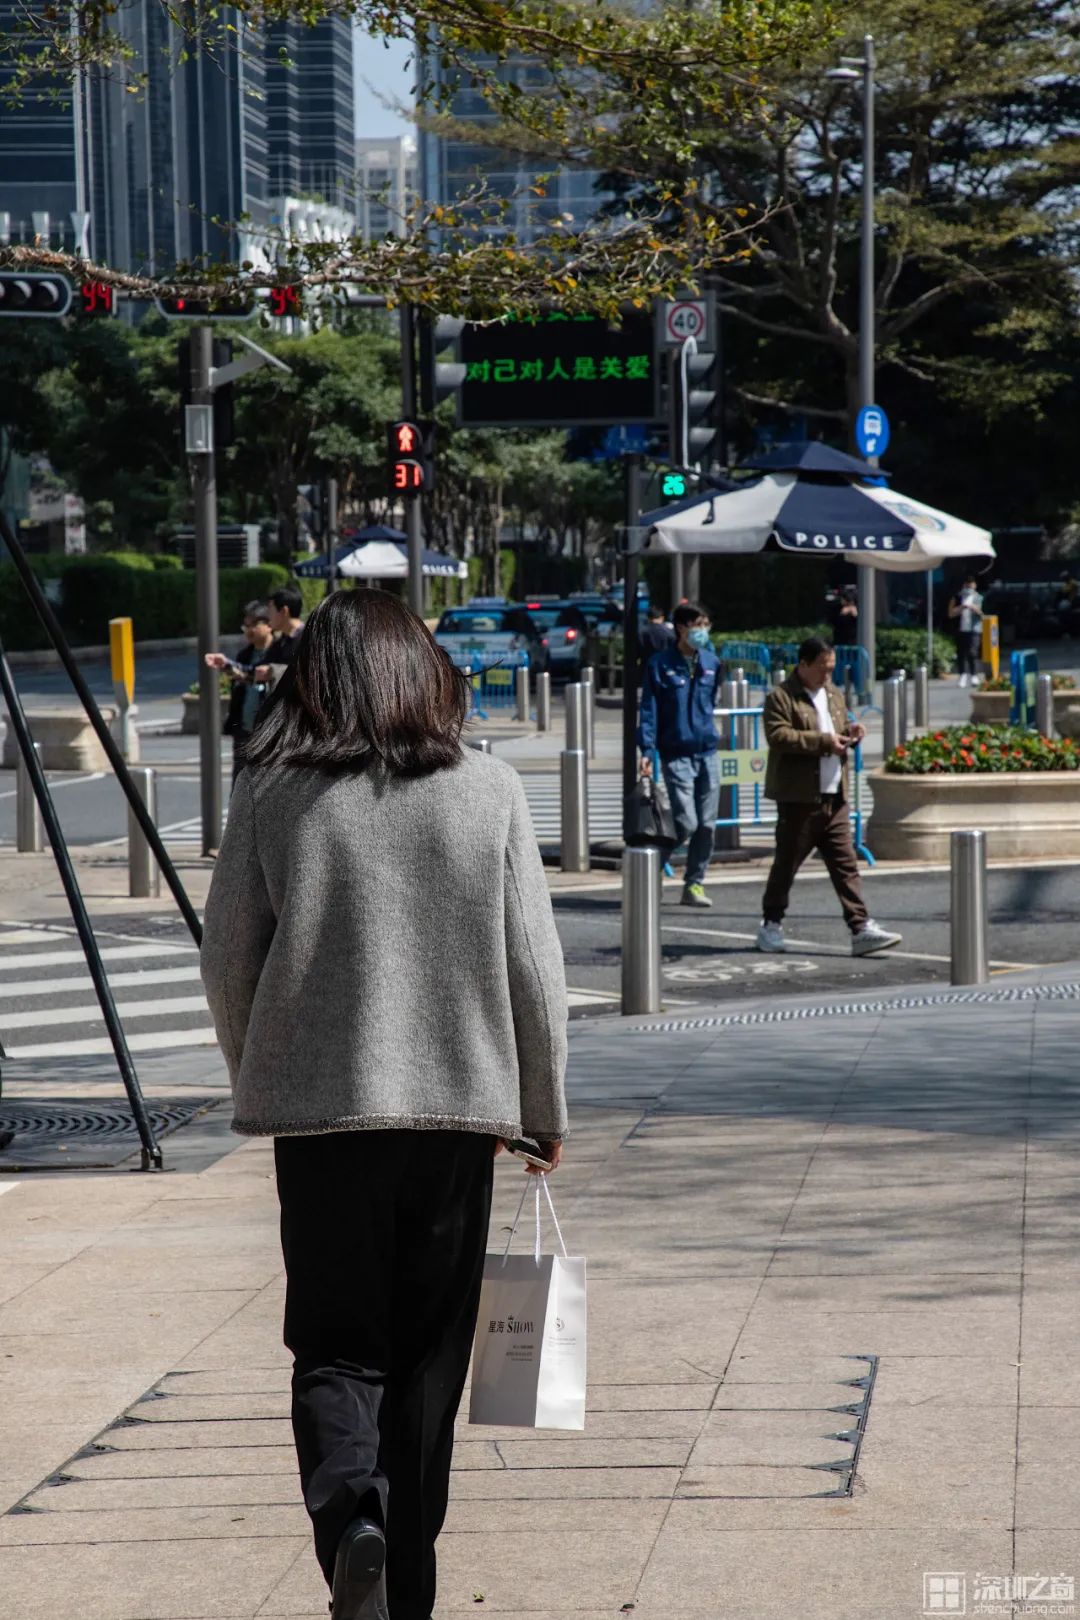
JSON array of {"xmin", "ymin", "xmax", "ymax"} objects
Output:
[{"xmin": 526, "ymin": 1141, "xmax": 563, "ymax": 1176}]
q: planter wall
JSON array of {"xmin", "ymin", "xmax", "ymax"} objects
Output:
[
  {"xmin": 867, "ymin": 768, "xmax": 1080, "ymax": 861},
  {"xmin": 182, "ymin": 692, "xmax": 231, "ymax": 735},
  {"xmin": 970, "ymin": 689, "xmax": 1078, "ymax": 726},
  {"xmin": 1, "ymin": 707, "xmax": 138, "ymax": 771}
]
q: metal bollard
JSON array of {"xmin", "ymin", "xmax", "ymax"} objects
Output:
[
  {"xmin": 1036, "ymin": 672, "xmax": 1054, "ymax": 737},
  {"xmin": 883, "ymin": 676, "xmax": 902, "ymax": 759},
  {"xmin": 470, "ymin": 738, "xmax": 491, "ymax": 754},
  {"xmin": 773, "ymin": 665, "xmax": 787, "ymax": 689},
  {"xmin": 715, "ymin": 678, "xmax": 741, "ymax": 851},
  {"xmin": 606, "ymin": 636, "xmax": 616, "ymax": 695},
  {"xmin": 561, "ymin": 683, "xmax": 589, "ymax": 872},
  {"xmin": 889, "ymin": 669, "xmax": 908, "ymax": 745},
  {"xmin": 735, "ymin": 676, "xmax": 751, "ymax": 748},
  {"xmin": 844, "ymin": 667, "xmax": 855, "ymax": 712},
  {"xmin": 621, "ymin": 844, "xmax": 662, "ymax": 1014},
  {"xmin": 536, "ymin": 670, "xmax": 551, "ymax": 732},
  {"xmin": 515, "ymin": 665, "xmax": 529, "ymax": 724},
  {"xmin": 128, "ymin": 767, "xmax": 161, "ymax": 899},
  {"xmin": 15, "ymin": 742, "xmax": 43, "ymax": 854},
  {"xmin": 951, "ymin": 829, "xmax": 989, "ymax": 985},
  {"xmin": 914, "ymin": 664, "xmax": 930, "ymax": 730},
  {"xmin": 581, "ymin": 665, "xmax": 596, "ymax": 759}
]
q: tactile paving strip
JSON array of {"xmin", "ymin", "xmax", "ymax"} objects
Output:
[{"xmin": 632, "ymin": 981, "xmax": 1080, "ymax": 1036}]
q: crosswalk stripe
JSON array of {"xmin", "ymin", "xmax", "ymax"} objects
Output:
[
  {"xmin": 6, "ymin": 1027, "xmax": 220, "ymax": 1060},
  {"xmin": 0, "ymin": 994, "xmax": 209, "ymax": 1031},
  {"xmin": 0, "ymin": 942, "xmax": 195, "ymax": 971},
  {"xmin": 0, "ymin": 965, "xmax": 205, "ymax": 1001}
]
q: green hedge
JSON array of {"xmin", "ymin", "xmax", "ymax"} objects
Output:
[
  {"xmin": 710, "ymin": 623, "xmax": 956, "ymax": 679},
  {"xmin": 0, "ymin": 554, "xmax": 304, "ymax": 651}
]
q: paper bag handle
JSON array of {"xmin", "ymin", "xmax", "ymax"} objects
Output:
[{"xmin": 502, "ymin": 1175, "xmax": 570, "ymax": 1265}]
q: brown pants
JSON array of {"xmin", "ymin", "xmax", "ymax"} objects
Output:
[{"xmin": 762, "ymin": 795, "xmax": 869, "ymax": 934}]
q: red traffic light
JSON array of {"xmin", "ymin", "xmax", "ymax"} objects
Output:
[
  {"xmin": 396, "ymin": 423, "xmax": 419, "ymax": 454},
  {"xmin": 79, "ymin": 281, "xmax": 115, "ymax": 317},
  {"xmin": 270, "ymin": 285, "xmax": 302, "ymax": 318},
  {"xmin": 155, "ymin": 292, "xmax": 256, "ymax": 319},
  {"xmin": 387, "ymin": 419, "xmax": 434, "ymax": 495}
]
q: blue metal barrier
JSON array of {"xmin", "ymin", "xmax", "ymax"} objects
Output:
[
  {"xmin": 717, "ymin": 641, "xmax": 772, "ymax": 688},
  {"xmin": 832, "ymin": 645, "xmax": 873, "ymax": 704},
  {"xmin": 453, "ymin": 651, "xmax": 530, "ymax": 721},
  {"xmin": 1009, "ymin": 648, "xmax": 1038, "ymax": 726}
]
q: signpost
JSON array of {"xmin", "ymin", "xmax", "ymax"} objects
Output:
[
  {"xmin": 458, "ymin": 311, "xmax": 659, "ymax": 427},
  {"xmin": 661, "ymin": 299, "xmax": 708, "ymax": 344},
  {"xmin": 855, "ymin": 403, "xmax": 891, "ymax": 460}
]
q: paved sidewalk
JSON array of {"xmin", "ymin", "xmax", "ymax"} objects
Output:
[{"xmin": 2, "ymin": 961, "xmax": 1079, "ymax": 1618}]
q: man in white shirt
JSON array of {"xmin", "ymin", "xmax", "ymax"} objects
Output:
[{"xmin": 757, "ymin": 636, "xmax": 901, "ymax": 957}]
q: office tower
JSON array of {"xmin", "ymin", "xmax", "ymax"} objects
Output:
[
  {"xmin": 266, "ymin": 17, "xmax": 355, "ymax": 209},
  {"xmin": 418, "ymin": 53, "xmax": 607, "ymax": 239},
  {"xmin": 356, "ymin": 135, "xmax": 416, "ymax": 238},
  {"xmin": 0, "ymin": 4, "xmax": 354, "ymax": 272}
]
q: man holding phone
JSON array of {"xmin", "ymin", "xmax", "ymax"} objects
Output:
[{"xmin": 756, "ymin": 636, "xmax": 901, "ymax": 957}]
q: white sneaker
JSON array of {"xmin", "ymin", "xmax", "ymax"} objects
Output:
[
  {"xmin": 757, "ymin": 921, "xmax": 786, "ymax": 953},
  {"xmin": 852, "ymin": 920, "xmax": 902, "ymax": 957},
  {"xmin": 958, "ymin": 673, "xmax": 969, "ymax": 688}
]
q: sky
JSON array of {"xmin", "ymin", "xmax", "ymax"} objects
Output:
[{"xmin": 353, "ymin": 29, "xmax": 416, "ymax": 140}]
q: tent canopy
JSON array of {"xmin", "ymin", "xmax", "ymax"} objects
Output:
[{"xmin": 296, "ymin": 540, "xmax": 467, "ymax": 580}]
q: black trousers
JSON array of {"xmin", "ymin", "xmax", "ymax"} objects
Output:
[
  {"xmin": 274, "ymin": 1129, "xmax": 495, "ymax": 1620},
  {"xmin": 957, "ymin": 630, "xmax": 981, "ymax": 677}
]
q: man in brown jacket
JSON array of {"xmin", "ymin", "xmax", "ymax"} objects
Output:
[{"xmin": 757, "ymin": 636, "xmax": 901, "ymax": 957}]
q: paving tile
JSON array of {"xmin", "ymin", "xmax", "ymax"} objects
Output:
[
  {"xmin": 1016, "ymin": 1459, "xmax": 1080, "ymax": 1529},
  {"xmin": 20, "ymin": 1472, "xmax": 303, "ymax": 1513},
  {"xmin": 734, "ymin": 1305, "xmax": 1021, "ymax": 1358},
  {"xmin": 0, "ymin": 1502, "xmax": 309, "ymax": 1544},
  {"xmin": 434, "ymin": 1529, "xmax": 654, "ymax": 1613},
  {"xmin": 494, "ymin": 1437, "xmax": 692, "ymax": 1470},
  {"xmin": 0, "ymin": 1535, "xmax": 307, "ymax": 1620},
  {"xmin": 635, "ymin": 1520, "xmax": 1012, "ymax": 1618},
  {"xmin": 688, "ymin": 1408, "xmax": 857, "ymax": 1468},
  {"xmin": 446, "ymin": 1466, "xmax": 681, "ymax": 1500},
  {"xmin": 585, "ymin": 1382, "xmax": 717, "ymax": 1412}
]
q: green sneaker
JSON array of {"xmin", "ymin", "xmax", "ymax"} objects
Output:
[{"xmin": 681, "ymin": 882, "xmax": 712, "ymax": 909}]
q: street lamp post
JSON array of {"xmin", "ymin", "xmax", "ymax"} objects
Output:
[{"xmin": 828, "ymin": 34, "xmax": 877, "ymax": 698}]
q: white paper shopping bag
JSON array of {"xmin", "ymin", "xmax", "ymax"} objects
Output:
[{"xmin": 469, "ymin": 1177, "xmax": 587, "ymax": 1431}]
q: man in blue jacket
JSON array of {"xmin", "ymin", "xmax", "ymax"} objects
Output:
[{"xmin": 638, "ymin": 601, "xmax": 720, "ymax": 908}]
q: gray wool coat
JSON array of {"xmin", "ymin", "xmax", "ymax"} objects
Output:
[{"xmin": 200, "ymin": 750, "xmax": 569, "ymax": 1142}]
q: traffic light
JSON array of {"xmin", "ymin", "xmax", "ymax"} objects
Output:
[
  {"xmin": 388, "ymin": 419, "xmax": 435, "ymax": 495},
  {"xmin": 0, "ymin": 272, "xmax": 72, "ymax": 318},
  {"xmin": 269, "ymin": 285, "xmax": 302, "ymax": 319},
  {"xmin": 420, "ymin": 315, "xmax": 466, "ymax": 416},
  {"xmin": 155, "ymin": 291, "xmax": 256, "ymax": 319},
  {"xmin": 78, "ymin": 280, "xmax": 116, "ymax": 317},
  {"xmin": 669, "ymin": 340, "xmax": 719, "ymax": 469},
  {"xmin": 661, "ymin": 471, "xmax": 687, "ymax": 499}
]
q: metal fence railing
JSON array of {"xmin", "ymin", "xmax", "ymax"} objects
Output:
[{"xmin": 452, "ymin": 651, "xmax": 530, "ymax": 720}]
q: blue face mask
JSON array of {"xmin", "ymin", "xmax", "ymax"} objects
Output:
[{"xmin": 688, "ymin": 627, "xmax": 711, "ymax": 651}]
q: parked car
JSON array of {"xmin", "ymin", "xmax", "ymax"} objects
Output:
[{"xmin": 433, "ymin": 599, "xmax": 549, "ymax": 679}]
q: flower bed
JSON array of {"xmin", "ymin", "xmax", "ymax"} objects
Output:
[
  {"xmin": 887, "ymin": 724, "xmax": 1078, "ymax": 774},
  {"xmin": 869, "ymin": 726, "xmax": 1080, "ymax": 859}
]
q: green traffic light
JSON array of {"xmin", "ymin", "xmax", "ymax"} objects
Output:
[{"xmin": 662, "ymin": 472, "xmax": 687, "ymax": 498}]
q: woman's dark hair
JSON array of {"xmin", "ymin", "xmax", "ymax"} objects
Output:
[{"xmin": 243, "ymin": 588, "xmax": 470, "ymax": 777}]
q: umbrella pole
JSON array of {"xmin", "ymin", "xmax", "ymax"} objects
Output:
[{"xmin": 926, "ymin": 568, "xmax": 934, "ymax": 676}]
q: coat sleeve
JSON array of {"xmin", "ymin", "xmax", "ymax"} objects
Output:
[
  {"xmin": 763, "ymin": 688, "xmax": 830, "ymax": 756},
  {"xmin": 637, "ymin": 655, "xmax": 658, "ymax": 754},
  {"xmin": 200, "ymin": 772, "xmax": 278, "ymax": 1084},
  {"xmin": 503, "ymin": 771, "xmax": 569, "ymax": 1142}
]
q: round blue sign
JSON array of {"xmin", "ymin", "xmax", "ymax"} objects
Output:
[{"xmin": 855, "ymin": 404, "xmax": 890, "ymax": 459}]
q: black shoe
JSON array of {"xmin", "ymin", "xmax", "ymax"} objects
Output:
[{"xmin": 331, "ymin": 1517, "xmax": 388, "ymax": 1620}]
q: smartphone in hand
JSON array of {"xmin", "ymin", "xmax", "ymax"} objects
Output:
[{"xmin": 502, "ymin": 1137, "xmax": 554, "ymax": 1171}]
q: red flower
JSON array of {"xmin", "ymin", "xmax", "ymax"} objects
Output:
[
  {"xmin": 895, "ymin": 746, "xmax": 907, "ymax": 758},
  {"xmin": 980, "ymin": 744, "xmax": 988, "ymax": 754}
]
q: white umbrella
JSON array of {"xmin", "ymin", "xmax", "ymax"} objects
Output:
[
  {"xmin": 646, "ymin": 471, "xmax": 994, "ymax": 574},
  {"xmin": 335, "ymin": 541, "xmax": 468, "ymax": 580}
]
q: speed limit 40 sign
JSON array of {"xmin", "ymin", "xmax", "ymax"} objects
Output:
[{"xmin": 661, "ymin": 297, "xmax": 710, "ymax": 344}]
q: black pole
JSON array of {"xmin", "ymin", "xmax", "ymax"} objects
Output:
[
  {"xmin": 0, "ymin": 507, "xmax": 202, "ymax": 946},
  {"xmin": 622, "ymin": 453, "xmax": 643, "ymax": 823},
  {"xmin": 0, "ymin": 640, "xmax": 162, "ymax": 1169},
  {"xmin": 400, "ymin": 303, "xmax": 424, "ymax": 616}
]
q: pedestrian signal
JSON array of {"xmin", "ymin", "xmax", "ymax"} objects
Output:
[
  {"xmin": 387, "ymin": 419, "xmax": 434, "ymax": 496},
  {"xmin": 661, "ymin": 471, "xmax": 687, "ymax": 499},
  {"xmin": 78, "ymin": 281, "xmax": 115, "ymax": 317}
]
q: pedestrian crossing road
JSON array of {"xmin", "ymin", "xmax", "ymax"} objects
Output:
[{"xmin": 0, "ymin": 921, "xmax": 215, "ymax": 1061}]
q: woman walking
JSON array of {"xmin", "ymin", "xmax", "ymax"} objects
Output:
[{"xmin": 201, "ymin": 590, "xmax": 568, "ymax": 1620}]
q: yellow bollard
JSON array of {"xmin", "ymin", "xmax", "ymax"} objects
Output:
[
  {"xmin": 980, "ymin": 614, "xmax": 1000, "ymax": 681},
  {"xmin": 109, "ymin": 616, "xmax": 136, "ymax": 759}
]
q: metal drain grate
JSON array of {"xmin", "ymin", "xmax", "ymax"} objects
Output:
[
  {"xmin": 632, "ymin": 980, "xmax": 1080, "ymax": 1035},
  {"xmin": 0, "ymin": 1097, "xmax": 222, "ymax": 1168}
]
